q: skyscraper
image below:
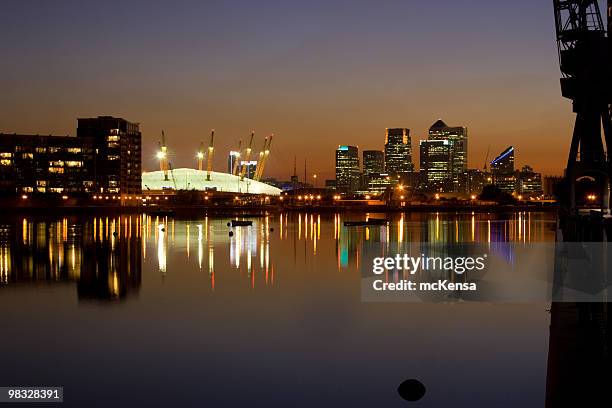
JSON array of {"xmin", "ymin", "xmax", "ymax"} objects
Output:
[
  {"xmin": 428, "ymin": 119, "xmax": 468, "ymax": 192},
  {"xmin": 228, "ymin": 151, "xmax": 240, "ymax": 174},
  {"xmin": 362, "ymin": 150, "xmax": 384, "ymax": 178},
  {"xmin": 518, "ymin": 165, "xmax": 542, "ymax": 196},
  {"xmin": 419, "ymin": 140, "xmax": 452, "ymax": 192},
  {"xmin": 384, "ymin": 128, "xmax": 413, "ymax": 176},
  {"xmin": 76, "ymin": 116, "xmax": 142, "ymax": 199},
  {"xmin": 335, "ymin": 145, "xmax": 360, "ymax": 193},
  {"xmin": 491, "ymin": 146, "xmax": 516, "ymax": 193}
]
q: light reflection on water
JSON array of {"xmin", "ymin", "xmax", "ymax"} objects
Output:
[
  {"xmin": 0, "ymin": 211, "xmax": 558, "ymax": 407},
  {"xmin": 0, "ymin": 212, "xmax": 556, "ymax": 298}
]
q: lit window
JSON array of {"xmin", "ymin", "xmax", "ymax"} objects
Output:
[
  {"xmin": 22, "ymin": 153, "xmax": 33, "ymax": 159},
  {"xmin": 0, "ymin": 159, "xmax": 11, "ymax": 166},
  {"xmin": 48, "ymin": 167, "xmax": 64, "ymax": 174},
  {"xmin": 36, "ymin": 147, "xmax": 47, "ymax": 153},
  {"xmin": 65, "ymin": 161, "xmax": 83, "ymax": 167},
  {"xmin": 107, "ymin": 135, "xmax": 120, "ymax": 142},
  {"xmin": 108, "ymin": 155, "xmax": 120, "ymax": 160},
  {"xmin": 0, "ymin": 152, "xmax": 12, "ymax": 158},
  {"xmin": 66, "ymin": 147, "xmax": 82, "ymax": 154}
]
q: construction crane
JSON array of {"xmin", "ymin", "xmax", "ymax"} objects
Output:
[
  {"xmin": 231, "ymin": 139, "xmax": 242, "ymax": 175},
  {"xmin": 553, "ymin": 0, "xmax": 612, "ymax": 209},
  {"xmin": 483, "ymin": 145, "xmax": 490, "ymax": 171},
  {"xmin": 254, "ymin": 134, "xmax": 273, "ymax": 181},
  {"xmin": 240, "ymin": 131, "xmax": 255, "ymax": 181},
  {"xmin": 205, "ymin": 129, "xmax": 215, "ymax": 181},
  {"xmin": 197, "ymin": 141, "xmax": 205, "ymax": 171},
  {"xmin": 157, "ymin": 131, "xmax": 169, "ymax": 181}
]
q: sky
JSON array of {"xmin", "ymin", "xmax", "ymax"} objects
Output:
[{"xmin": 0, "ymin": 0, "xmax": 593, "ymax": 180}]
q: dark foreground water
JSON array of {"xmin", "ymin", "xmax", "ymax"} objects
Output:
[{"xmin": 0, "ymin": 212, "xmax": 556, "ymax": 407}]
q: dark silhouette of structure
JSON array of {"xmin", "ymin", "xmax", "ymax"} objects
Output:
[{"xmin": 554, "ymin": 0, "xmax": 612, "ymax": 209}]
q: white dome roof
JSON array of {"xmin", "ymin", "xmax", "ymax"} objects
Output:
[{"xmin": 142, "ymin": 168, "xmax": 281, "ymax": 196}]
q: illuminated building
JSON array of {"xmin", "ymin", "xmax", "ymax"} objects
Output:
[
  {"xmin": 335, "ymin": 145, "xmax": 360, "ymax": 193},
  {"xmin": 367, "ymin": 173, "xmax": 395, "ymax": 194},
  {"xmin": 384, "ymin": 128, "xmax": 413, "ymax": 176},
  {"xmin": 0, "ymin": 133, "xmax": 92, "ymax": 195},
  {"xmin": 227, "ymin": 151, "xmax": 240, "ymax": 174},
  {"xmin": 419, "ymin": 139, "xmax": 452, "ymax": 192},
  {"xmin": 363, "ymin": 150, "xmax": 384, "ymax": 179},
  {"xmin": 428, "ymin": 119, "xmax": 468, "ymax": 192},
  {"xmin": 491, "ymin": 146, "xmax": 516, "ymax": 193},
  {"xmin": 518, "ymin": 165, "xmax": 543, "ymax": 196},
  {"xmin": 77, "ymin": 116, "xmax": 142, "ymax": 197},
  {"xmin": 142, "ymin": 168, "xmax": 281, "ymax": 195},
  {"xmin": 240, "ymin": 160, "xmax": 257, "ymax": 179}
]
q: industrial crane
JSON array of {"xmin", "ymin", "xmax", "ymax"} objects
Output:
[
  {"xmin": 553, "ymin": 0, "xmax": 612, "ymax": 209},
  {"xmin": 240, "ymin": 131, "xmax": 255, "ymax": 180},
  {"xmin": 231, "ymin": 139, "xmax": 242, "ymax": 175},
  {"xmin": 197, "ymin": 141, "xmax": 205, "ymax": 171},
  {"xmin": 254, "ymin": 134, "xmax": 273, "ymax": 181},
  {"xmin": 205, "ymin": 130, "xmax": 215, "ymax": 181},
  {"xmin": 158, "ymin": 131, "xmax": 169, "ymax": 181}
]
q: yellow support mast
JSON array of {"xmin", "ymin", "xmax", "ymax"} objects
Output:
[
  {"xmin": 240, "ymin": 131, "xmax": 255, "ymax": 181},
  {"xmin": 231, "ymin": 139, "xmax": 242, "ymax": 175},
  {"xmin": 206, "ymin": 129, "xmax": 215, "ymax": 181},
  {"xmin": 157, "ymin": 131, "xmax": 169, "ymax": 181},
  {"xmin": 197, "ymin": 141, "xmax": 205, "ymax": 171},
  {"xmin": 254, "ymin": 134, "xmax": 273, "ymax": 181}
]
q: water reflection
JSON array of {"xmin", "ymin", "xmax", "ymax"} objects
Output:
[
  {"xmin": 0, "ymin": 216, "xmax": 142, "ymax": 301},
  {"xmin": 0, "ymin": 212, "xmax": 556, "ymax": 296}
]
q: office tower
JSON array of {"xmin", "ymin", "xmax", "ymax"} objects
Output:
[
  {"xmin": 428, "ymin": 119, "xmax": 468, "ymax": 192},
  {"xmin": 240, "ymin": 160, "xmax": 257, "ymax": 179},
  {"xmin": 518, "ymin": 165, "xmax": 543, "ymax": 196},
  {"xmin": 384, "ymin": 128, "xmax": 413, "ymax": 175},
  {"xmin": 77, "ymin": 116, "xmax": 142, "ymax": 197},
  {"xmin": 335, "ymin": 145, "xmax": 360, "ymax": 193},
  {"xmin": 228, "ymin": 151, "xmax": 240, "ymax": 174},
  {"xmin": 490, "ymin": 146, "xmax": 516, "ymax": 193},
  {"xmin": 363, "ymin": 150, "xmax": 384, "ymax": 178},
  {"xmin": 419, "ymin": 140, "xmax": 452, "ymax": 192}
]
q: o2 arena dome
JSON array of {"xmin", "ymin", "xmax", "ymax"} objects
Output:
[{"xmin": 142, "ymin": 168, "xmax": 281, "ymax": 196}]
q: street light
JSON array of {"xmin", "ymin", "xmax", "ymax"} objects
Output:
[{"xmin": 313, "ymin": 174, "xmax": 317, "ymax": 187}]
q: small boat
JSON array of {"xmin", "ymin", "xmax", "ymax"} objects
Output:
[
  {"xmin": 231, "ymin": 220, "xmax": 253, "ymax": 227},
  {"xmin": 344, "ymin": 219, "xmax": 388, "ymax": 227}
]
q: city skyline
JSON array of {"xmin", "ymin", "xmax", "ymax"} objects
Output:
[{"xmin": 0, "ymin": 0, "xmax": 578, "ymax": 180}]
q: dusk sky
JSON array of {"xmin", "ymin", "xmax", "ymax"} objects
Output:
[{"xmin": 1, "ymin": 0, "xmax": 588, "ymax": 179}]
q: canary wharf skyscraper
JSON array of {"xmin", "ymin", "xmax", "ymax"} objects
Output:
[
  {"xmin": 335, "ymin": 145, "xmax": 360, "ymax": 193},
  {"xmin": 428, "ymin": 119, "xmax": 468, "ymax": 192},
  {"xmin": 384, "ymin": 128, "xmax": 413, "ymax": 176}
]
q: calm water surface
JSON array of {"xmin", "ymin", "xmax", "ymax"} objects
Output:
[{"xmin": 0, "ymin": 212, "xmax": 556, "ymax": 407}]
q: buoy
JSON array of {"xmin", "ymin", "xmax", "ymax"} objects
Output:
[
  {"xmin": 229, "ymin": 231, "xmax": 234, "ymax": 237},
  {"xmin": 161, "ymin": 228, "xmax": 165, "ymax": 232},
  {"xmin": 227, "ymin": 222, "xmax": 231, "ymax": 227},
  {"xmin": 270, "ymin": 228, "xmax": 274, "ymax": 232}
]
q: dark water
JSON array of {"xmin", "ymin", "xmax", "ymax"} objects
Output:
[{"xmin": 0, "ymin": 212, "xmax": 557, "ymax": 407}]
